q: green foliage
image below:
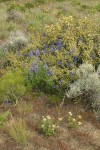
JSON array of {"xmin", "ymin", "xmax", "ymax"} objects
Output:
[
  {"xmin": 40, "ymin": 115, "xmax": 56, "ymax": 136},
  {"xmin": 25, "ymin": 2, "xmax": 34, "ymax": 9},
  {"xmin": 8, "ymin": 4, "xmax": 26, "ymax": 12},
  {"xmin": 0, "ymin": 70, "xmax": 26, "ymax": 103},
  {"xmin": 7, "ymin": 118, "xmax": 30, "ymax": 144},
  {"xmin": 25, "ymin": 63, "xmax": 58, "ymax": 94},
  {"xmin": 95, "ymin": 3, "xmax": 100, "ymax": 11},
  {"xmin": 0, "ymin": 110, "xmax": 9, "ymax": 128},
  {"xmin": 48, "ymin": 95, "xmax": 62, "ymax": 105},
  {"xmin": 67, "ymin": 112, "xmax": 82, "ymax": 128}
]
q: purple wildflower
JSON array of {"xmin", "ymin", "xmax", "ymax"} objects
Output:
[
  {"xmin": 59, "ymin": 79, "xmax": 63, "ymax": 83},
  {"xmin": 56, "ymin": 40, "xmax": 62, "ymax": 50},
  {"xmin": 36, "ymin": 49, "xmax": 40, "ymax": 57},
  {"xmin": 90, "ymin": 54, "xmax": 95, "ymax": 59},
  {"xmin": 29, "ymin": 50, "xmax": 34, "ymax": 58},
  {"xmin": 69, "ymin": 72, "xmax": 73, "ymax": 76},
  {"xmin": 51, "ymin": 47, "xmax": 55, "ymax": 52},
  {"xmin": 71, "ymin": 48, "xmax": 75, "ymax": 53},
  {"xmin": 42, "ymin": 33, "xmax": 46, "ymax": 37},
  {"xmin": 44, "ymin": 63, "xmax": 48, "ymax": 70},
  {"xmin": 30, "ymin": 61, "xmax": 38, "ymax": 73},
  {"xmin": 17, "ymin": 51, "xmax": 20, "ymax": 56},
  {"xmin": 53, "ymin": 85, "xmax": 57, "ymax": 89},
  {"xmin": 73, "ymin": 56, "xmax": 78, "ymax": 62},
  {"xmin": 4, "ymin": 100, "xmax": 12, "ymax": 105},
  {"xmin": 58, "ymin": 61, "xmax": 62, "ymax": 65},
  {"xmin": 47, "ymin": 70, "xmax": 52, "ymax": 76}
]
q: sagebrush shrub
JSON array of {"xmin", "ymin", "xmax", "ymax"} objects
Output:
[
  {"xmin": 8, "ymin": 31, "xmax": 28, "ymax": 51},
  {"xmin": 67, "ymin": 63, "xmax": 100, "ymax": 116}
]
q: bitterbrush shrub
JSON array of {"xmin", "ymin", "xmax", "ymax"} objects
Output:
[
  {"xmin": 0, "ymin": 70, "xmax": 26, "ymax": 103},
  {"xmin": 67, "ymin": 63, "xmax": 100, "ymax": 117},
  {"xmin": 10, "ymin": 16, "xmax": 100, "ymax": 93}
]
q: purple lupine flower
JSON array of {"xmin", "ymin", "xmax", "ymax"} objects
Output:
[
  {"xmin": 17, "ymin": 51, "xmax": 20, "ymax": 56},
  {"xmin": 4, "ymin": 100, "xmax": 12, "ymax": 105},
  {"xmin": 58, "ymin": 61, "xmax": 62, "ymax": 65},
  {"xmin": 47, "ymin": 70, "xmax": 52, "ymax": 76},
  {"xmin": 73, "ymin": 56, "xmax": 78, "ymax": 62},
  {"xmin": 53, "ymin": 85, "xmax": 57, "ymax": 89},
  {"xmin": 90, "ymin": 54, "xmax": 95, "ymax": 59},
  {"xmin": 55, "ymin": 40, "xmax": 62, "ymax": 50},
  {"xmin": 36, "ymin": 49, "xmax": 40, "ymax": 57},
  {"xmin": 30, "ymin": 61, "xmax": 38, "ymax": 73},
  {"xmin": 42, "ymin": 33, "xmax": 46, "ymax": 37},
  {"xmin": 51, "ymin": 47, "xmax": 55, "ymax": 52},
  {"xmin": 69, "ymin": 71, "xmax": 73, "ymax": 76},
  {"xmin": 29, "ymin": 50, "xmax": 34, "ymax": 58},
  {"xmin": 59, "ymin": 79, "xmax": 63, "ymax": 83},
  {"xmin": 43, "ymin": 43, "xmax": 48, "ymax": 48},
  {"xmin": 44, "ymin": 63, "xmax": 48, "ymax": 70},
  {"xmin": 71, "ymin": 48, "xmax": 75, "ymax": 53},
  {"xmin": 23, "ymin": 53, "xmax": 27, "ymax": 57}
]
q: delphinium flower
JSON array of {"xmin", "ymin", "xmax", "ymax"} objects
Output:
[
  {"xmin": 55, "ymin": 39, "xmax": 62, "ymax": 50},
  {"xmin": 69, "ymin": 71, "xmax": 73, "ymax": 76},
  {"xmin": 29, "ymin": 50, "xmax": 34, "ymax": 58},
  {"xmin": 53, "ymin": 85, "xmax": 57, "ymax": 89},
  {"xmin": 59, "ymin": 79, "xmax": 63, "ymax": 83},
  {"xmin": 4, "ymin": 100, "xmax": 12, "ymax": 105},
  {"xmin": 30, "ymin": 61, "xmax": 38, "ymax": 73},
  {"xmin": 90, "ymin": 54, "xmax": 95, "ymax": 59},
  {"xmin": 73, "ymin": 56, "xmax": 78, "ymax": 62},
  {"xmin": 47, "ymin": 70, "xmax": 52, "ymax": 76},
  {"xmin": 36, "ymin": 49, "xmax": 40, "ymax": 57},
  {"xmin": 51, "ymin": 47, "xmax": 55, "ymax": 52},
  {"xmin": 17, "ymin": 51, "xmax": 20, "ymax": 56},
  {"xmin": 42, "ymin": 33, "xmax": 46, "ymax": 37},
  {"xmin": 71, "ymin": 48, "xmax": 75, "ymax": 53},
  {"xmin": 44, "ymin": 62, "xmax": 48, "ymax": 70},
  {"xmin": 58, "ymin": 61, "xmax": 62, "ymax": 66}
]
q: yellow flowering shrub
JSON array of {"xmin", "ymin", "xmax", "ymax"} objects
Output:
[{"xmin": 13, "ymin": 16, "xmax": 100, "ymax": 93}]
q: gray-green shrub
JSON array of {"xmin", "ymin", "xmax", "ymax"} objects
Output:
[{"xmin": 66, "ymin": 63, "xmax": 100, "ymax": 116}]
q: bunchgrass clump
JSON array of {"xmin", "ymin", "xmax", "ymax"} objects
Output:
[
  {"xmin": 0, "ymin": 70, "xmax": 26, "ymax": 103},
  {"xmin": 0, "ymin": 110, "xmax": 9, "ymax": 128},
  {"xmin": 7, "ymin": 118, "xmax": 30, "ymax": 145}
]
